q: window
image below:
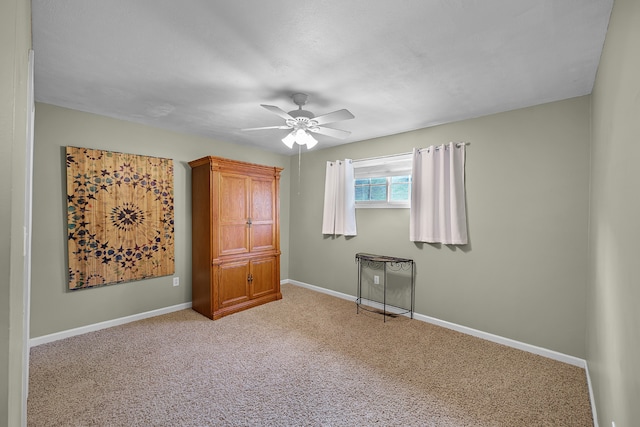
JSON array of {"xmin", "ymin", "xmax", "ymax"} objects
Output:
[{"xmin": 353, "ymin": 153, "xmax": 412, "ymax": 208}]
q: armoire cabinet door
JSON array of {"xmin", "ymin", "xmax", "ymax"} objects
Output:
[
  {"xmin": 218, "ymin": 260, "xmax": 250, "ymax": 309},
  {"xmin": 250, "ymin": 176, "xmax": 277, "ymax": 252},
  {"xmin": 219, "ymin": 172, "xmax": 250, "ymax": 256},
  {"xmin": 250, "ymin": 256, "xmax": 277, "ymax": 299}
]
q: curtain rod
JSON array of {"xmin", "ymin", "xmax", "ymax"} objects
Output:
[{"xmin": 352, "ymin": 142, "xmax": 470, "ymax": 163}]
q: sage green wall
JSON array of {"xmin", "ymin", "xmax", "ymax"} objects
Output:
[
  {"xmin": 289, "ymin": 96, "xmax": 590, "ymax": 358},
  {"xmin": 588, "ymin": 0, "xmax": 640, "ymax": 425},
  {"xmin": 1, "ymin": 0, "xmax": 31, "ymax": 424},
  {"xmin": 31, "ymin": 103, "xmax": 291, "ymax": 338}
]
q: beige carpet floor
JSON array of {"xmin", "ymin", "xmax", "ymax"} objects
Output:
[{"xmin": 28, "ymin": 283, "xmax": 593, "ymax": 426}]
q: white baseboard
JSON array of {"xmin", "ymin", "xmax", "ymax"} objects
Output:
[
  {"xmin": 585, "ymin": 361, "xmax": 599, "ymax": 427},
  {"xmin": 356, "ymin": 297, "xmax": 413, "ymax": 316},
  {"xmin": 284, "ymin": 279, "xmax": 586, "ymax": 368},
  {"xmin": 29, "ymin": 302, "xmax": 192, "ymax": 347},
  {"xmin": 413, "ymin": 311, "xmax": 586, "ymax": 367},
  {"xmin": 285, "ymin": 279, "xmax": 355, "ymax": 302}
]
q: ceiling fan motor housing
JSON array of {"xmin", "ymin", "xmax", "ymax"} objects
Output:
[
  {"xmin": 289, "ymin": 93, "xmax": 315, "ymax": 120},
  {"xmin": 288, "ymin": 109, "xmax": 314, "ymax": 119}
]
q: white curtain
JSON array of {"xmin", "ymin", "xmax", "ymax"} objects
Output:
[
  {"xmin": 410, "ymin": 143, "xmax": 467, "ymax": 244},
  {"xmin": 322, "ymin": 159, "xmax": 357, "ymax": 236}
]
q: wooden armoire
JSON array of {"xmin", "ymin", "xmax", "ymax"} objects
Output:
[{"xmin": 189, "ymin": 156, "xmax": 283, "ymax": 320}]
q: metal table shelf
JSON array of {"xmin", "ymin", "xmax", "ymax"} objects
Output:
[{"xmin": 355, "ymin": 253, "xmax": 415, "ymax": 322}]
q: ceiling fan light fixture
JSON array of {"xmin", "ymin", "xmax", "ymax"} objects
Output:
[
  {"xmin": 303, "ymin": 132, "xmax": 318, "ymax": 149},
  {"xmin": 281, "ymin": 129, "xmax": 318, "ymax": 149},
  {"xmin": 282, "ymin": 131, "xmax": 296, "ymax": 148},
  {"xmin": 294, "ymin": 128, "xmax": 318, "ymax": 148}
]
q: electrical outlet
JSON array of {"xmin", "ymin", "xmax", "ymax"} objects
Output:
[
  {"xmin": 173, "ymin": 277, "xmax": 179, "ymax": 287},
  {"xmin": 374, "ymin": 275, "xmax": 380, "ymax": 285}
]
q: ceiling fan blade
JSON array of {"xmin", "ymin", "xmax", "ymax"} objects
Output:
[
  {"xmin": 309, "ymin": 126, "xmax": 351, "ymax": 139},
  {"xmin": 242, "ymin": 125, "xmax": 291, "ymax": 131},
  {"xmin": 312, "ymin": 109, "xmax": 354, "ymax": 125},
  {"xmin": 261, "ymin": 104, "xmax": 295, "ymax": 120}
]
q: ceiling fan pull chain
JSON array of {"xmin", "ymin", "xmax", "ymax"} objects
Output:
[{"xmin": 298, "ymin": 144, "xmax": 302, "ymax": 195}]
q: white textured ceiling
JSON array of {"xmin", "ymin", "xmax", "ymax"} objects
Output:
[{"xmin": 32, "ymin": 0, "xmax": 613, "ymax": 156}]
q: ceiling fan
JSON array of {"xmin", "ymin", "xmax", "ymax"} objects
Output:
[{"xmin": 243, "ymin": 93, "xmax": 354, "ymax": 149}]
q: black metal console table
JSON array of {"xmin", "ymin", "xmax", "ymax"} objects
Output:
[{"xmin": 355, "ymin": 253, "xmax": 415, "ymax": 322}]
